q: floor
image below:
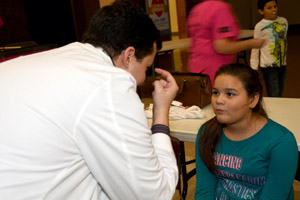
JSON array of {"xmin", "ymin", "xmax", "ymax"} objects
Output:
[{"xmin": 170, "ymin": 27, "xmax": 300, "ymax": 200}]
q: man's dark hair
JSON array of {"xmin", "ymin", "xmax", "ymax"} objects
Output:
[
  {"xmin": 257, "ymin": 0, "xmax": 277, "ymax": 10},
  {"xmin": 82, "ymin": 0, "xmax": 162, "ymax": 60}
]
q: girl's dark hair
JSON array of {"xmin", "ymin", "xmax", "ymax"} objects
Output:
[
  {"xmin": 82, "ymin": 0, "xmax": 162, "ymax": 61},
  {"xmin": 257, "ymin": 0, "xmax": 277, "ymax": 10},
  {"xmin": 198, "ymin": 63, "xmax": 267, "ymax": 173},
  {"xmin": 186, "ymin": 0, "xmax": 205, "ymax": 16}
]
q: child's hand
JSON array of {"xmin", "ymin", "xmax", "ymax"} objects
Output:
[{"xmin": 252, "ymin": 38, "xmax": 265, "ymax": 48}]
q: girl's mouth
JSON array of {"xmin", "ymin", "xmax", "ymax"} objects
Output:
[{"xmin": 215, "ymin": 109, "xmax": 224, "ymax": 114}]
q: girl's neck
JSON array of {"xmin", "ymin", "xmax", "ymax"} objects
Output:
[{"xmin": 224, "ymin": 114, "xmax": 267, "ymax": 141}]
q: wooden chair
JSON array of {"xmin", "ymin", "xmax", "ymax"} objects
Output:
[
  {"xmin": 170, "ymin": 136, "xmax": 184, "ymax": 200},
  {"xmin": 171, "ymin": 136, "xmax": 196, "ymax": 200}
]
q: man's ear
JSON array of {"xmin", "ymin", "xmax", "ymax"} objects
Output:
[
  {"xmin": 122, "ymin": 46, "xmax": 135, "ymax": 69},
  {"xmin": 258, "ymin": 9, "xmax": 264, "ymax": 16},
  {"xmin": 249, "ymin": 93, "xmax": 260, "ymax": 109}
]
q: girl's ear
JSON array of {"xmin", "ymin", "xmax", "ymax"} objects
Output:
[{"xmin": 249, "ymin": 93, "xmax": 260, "ymax": 109}]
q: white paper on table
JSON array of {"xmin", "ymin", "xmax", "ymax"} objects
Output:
[{"xmin": 145, "ymin": 101, "xmax": 205, "ymax": 120}]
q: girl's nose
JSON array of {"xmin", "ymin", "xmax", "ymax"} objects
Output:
[{"xmin": 215, "ymin": 94, "xmax": 225, "ymax": 104}]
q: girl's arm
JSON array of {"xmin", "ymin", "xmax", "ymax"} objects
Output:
[
  {"xmin": 259, "ymin": 132, "xmax": 298, "ymax": 199},
  {"xmin": 213, "ymin": 37, "xmax": 264, "ymax": 55}
]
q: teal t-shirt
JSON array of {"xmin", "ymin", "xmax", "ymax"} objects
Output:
[{"xmin": 195, "ymin": 118, "xmax": 298, "ymax": 200}]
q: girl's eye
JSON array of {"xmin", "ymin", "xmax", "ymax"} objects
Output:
[
  {"xmin": 227, "ymin": 92, "xmax": 234, "ymax": 97},
  {"xmin": 212, "ymin": 91, "xmax": 219, "ymax": 95}
]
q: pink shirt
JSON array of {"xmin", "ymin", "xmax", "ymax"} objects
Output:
[{"xmin": 187, "ymin": 0, "xmax": 239, "ymax": 84}]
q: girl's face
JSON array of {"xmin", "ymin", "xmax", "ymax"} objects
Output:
[
  {"xmin": 212, "ymin": 74, "xmax": 258, "ymax": 126},
  {"xmin": 259, "ymin": 0, "xmax": 278, "ymax": 20}
]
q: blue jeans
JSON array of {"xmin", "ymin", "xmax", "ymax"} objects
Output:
[{"xmin": 261, "ymin": 66, "xmax": 286, "ymax": 97}]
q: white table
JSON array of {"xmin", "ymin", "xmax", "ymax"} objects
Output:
[
  {"xmin": 149, "ymin": 97, "xmax": 300, "ymax": 150},
  {"xmin": 159, "ymin": 29, "xmax": 254, "ymax": 52},
  {"xmin": 264, "ymin": 97, "xmax": 300, "ymax": 151}
]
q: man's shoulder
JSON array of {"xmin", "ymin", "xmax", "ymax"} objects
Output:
[
  {"xmin": 207, "ymin": 0, "xmax": 230, "ymax": 11},
  {"xmin": 196, "ymin": 0, "xmax": 229, "ymax": 12}
]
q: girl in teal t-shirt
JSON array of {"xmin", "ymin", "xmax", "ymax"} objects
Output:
[{"xmin": 195, "ymin": 63, "xmax": 298, "ymax": 199}]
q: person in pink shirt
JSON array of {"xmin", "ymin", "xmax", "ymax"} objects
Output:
[{"xmin": 187, "ymin": 0, "xmax": 265, "ymax": 84}]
